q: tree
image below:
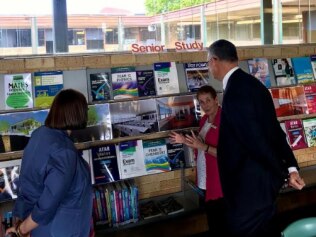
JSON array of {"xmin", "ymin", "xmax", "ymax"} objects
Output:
[{"xmin": 145, "ymin": 0, "xmax": 214, "ymax": 15}]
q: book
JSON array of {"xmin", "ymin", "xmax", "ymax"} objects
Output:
[
  {"xmin": 270, "ymin": 86, "xmax": 308, "ymax": 117},
  {"xmin": 0, "ymin": 109, "xmax": 49, "ymax": 153},
  {"xmin": 110, "ymin": 98, "xmax": 158, "ymax": 138},
  {"xmin": 4, "ymin": 73, "xmax": 33, "ymax": 110},
  {"xmin": 136, "ymin": 70, "xmax": 156, "ymax": 97},
  {"xmin": 157, "ymin": 196, "xmax": 184, "ymax": 215},
  {"xmin": 33, "ymin": 71, "xmax": 63, "ymax": 107},
  {"xmin": 81, "ymin": 149, "xmax": 95, "ymax": 184},
  {"xmin": 166, "ymin": 139, "xmax": 185, "ymax": 170},
  {"xmin": 304, "ymin": 84, "xmax": 316, "ymax": 114},
  {"xmin": 0, "ymin": 159, "xmax": 21, "ymax": 202},
  {"xmin": 247, "ymin": 58, "xmax": 271, "ymax": 88},
  {"xmin": 311, "ymin": 55, "xmax": 316, "ymax": 80},
  {"xmin": 139, "ymin": 200, "xmax": 164, "ymax": 220},
  {"xmin": 70, "ymin": 103, "xmax": 112, "ymax": 143},
  {"xmin": 116, "ymin": 140, "xmax": 146, "ymax": 179},
  {"xmin": 291, "ymin": 57, "xmax": 315, "ymax": 84},
  {"xmin": 153, "ymin": 62, "xmax": 180, "ymax": 95},
  {"xmin": 184, "ymin": 62, "xmax": 209, "ymax": 92},
  {"xmin": 302, "ymin": 118, "xmax": 316, "ymax": 147},
  {"xmin": 91, "ymin": 144, "xmax": 120, "ymax": 184},
  {"xmin": 271, "ymin": 58, "xmax": 296, "ymax": 86},
  {"xmin": 111, "ymin": 66, "xmax": 138, "ymax": 100},
  {"xmin": 89, "ymin": 72, "xmax": 111, "ymax": 101},
  {"xmin": 156, "ymin": 95, "xmax": 199, "ymax": 131},
  {"xmin": 284, "ymin": 119, "xmax": 308, "ymax": 150},
  {"xmin": 142, "ymin": 139, "xmax": 171, "ymax": 174}
]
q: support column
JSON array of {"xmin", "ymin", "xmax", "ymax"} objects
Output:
[
  {"xmin": 52, "ymin": 0, "xmax": 68, "ymax": 53},
  {"xmin": 260, "ymin": 0, "xmax": 273, "ymax": 44},
  {"xmin": 31, "ymin": 17, "xmax": 38, "ymax": 54},
  {"xmin": 200, "ymin": 5, "xmax": 207, "ymax": 47}
]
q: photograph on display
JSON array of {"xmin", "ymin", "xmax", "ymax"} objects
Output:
[
  {"xmin": 184, "ymin": 62, "xmax": 210, "ymax": 92},
  {"xmin": 270, "ymin": 86, "xmax": 308, "ymax": 117},
  {"xmin": 0, "ymin": 160, "xmax": 21, "ymax": 202},
  {"xmin": 248, "ymin": 58, "xmax": 271, "ymax": 88},
  {"xmin": 71, "ymin": 103, "xmax": 112, "ymax": 143},
  {"xmin": 110, "ymin": 98, "xmax": 158, "ymax": 138},
  {"xmin": 156, "ymin": 95, "xmax": 199, "ymax": 131},
  {"xmin": 0, "ymin": 109, "xmax": 49, "ymax": 152},
  {"xmin": 271, "ymin": 58, "xmax": 296, "ymax": 86}
]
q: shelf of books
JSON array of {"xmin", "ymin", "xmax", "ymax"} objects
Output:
[{"xmin": 1, "ymin": 46, "xmax": 316, "ymax": 234}]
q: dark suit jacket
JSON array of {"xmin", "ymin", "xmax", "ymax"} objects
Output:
[{"xmin": 218, "ymin": 68, "xmax": 298, "ymax": 235}]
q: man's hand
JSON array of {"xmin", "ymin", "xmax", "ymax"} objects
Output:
[{"xmin": 288, "ymin": 171, "xmax": 305, "ymax": 190}]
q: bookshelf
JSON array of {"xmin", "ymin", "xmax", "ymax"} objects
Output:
[{"xmin": 1, "ymin": 43, "xmax": 316, "ymax": 235}]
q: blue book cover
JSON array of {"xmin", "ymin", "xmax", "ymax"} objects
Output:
[
  {"xmin": 90, "ymin": 72, "xmax": 111, "ymax": 101},
  {"xmin": 136, "ymin": 70, "xmax": 156, "ymax": 97},
  {"xmin": 143, "ymin": 138, "xmax": 171, "ymax": 174},
  {"xmin": 166, "ymin": 139, "xmax": 185, "ymax": 170},
  {"xmin": 291, "ymin": 57, "xmax": 315, "ymax": 84},
  {"xmin": 92, "ymin": 144, "xmax": 120, "ymax": 184}
]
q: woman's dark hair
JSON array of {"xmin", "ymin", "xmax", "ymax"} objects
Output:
[
  {"xmin": 45, "ymin": 89, "xmax": 88, "ymax": 130},
  {"xmin": 197, "ymin": 85, "xmax": 217, "ymax": 100}
]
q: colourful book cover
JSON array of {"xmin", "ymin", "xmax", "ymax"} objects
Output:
[
  {"xmin": 271, "ymin": 58, "xmax": 296, "ymax": 86},
  {"xmin": 284, "ymin": 119, "xmax": 308, "ymax": 150},
  {"xmin": 166, "ymin": 138, "xmax": 185, "ymax": 170},
  {"xmin": 156, "ymin": 95, "xmax": 199, "ymax": 131},
  {"xmin": 184, "ymin": 62, "xmax": 209, "ymax": 92},
  {"xmin": 247, "ymin": 58, "xmax": 271, "ymax": 88},
  {"xmin": 116, "ymin": 140, "xmax": 146, "ymax": 179},
  {"xmin": 270, "ymin": 86, "xmax": 308, "ymax": 117},
  {"xmin": 136, "ymin": 70, "xmax": 156, "ymax": 97},
  {"xmin": 302, "ymin": 118, "xmax": 316, "ymax": 147},
  {"xmin": 311, "ymin": 55, "xmax": 316, "ymax": 80},
  {"xmin": 89, "ymin": 72, "xmax": 111, "ymax": 101},
  {"xmin": 91, "ymin": 144, "xmax": 120, "ymax": 184},
  {"xmin": 0, "ymin": 109, "xmax": 48, "ymax": 153},
  {"xmin": 291, "ymin": 57, "xmax": 315, "ymax": 84},
  {"xmin": 33, "ymin": 71, "xmax": 63, "ymax": 107},
  {"xmin": 304, "ymin": 84, "xmax": 316, "ymax": 114},
  {"xmin": 143, "ymin": 138, "xmax": 171, "ymax": 174},
  {"xmin": 153, "ymin": 62, "xmax": 180, "ymax": 95},
  {"xmin": 70, "ymin": 103, "xmax": 112, "ymax": 143},
  {"xmin": 110, "ymin": 98, "xmax": 158, "ymax": 138},
  {"xmin": 111, "ymin": 66, "xmax": 138, "ymax": 100},
  {"xmin": 0, "ymin": 159, "xmax": 21, "ymax": 202},
  {"xmin": 4, "ymin": 73, "xmax": 33, "ymax": 110}
]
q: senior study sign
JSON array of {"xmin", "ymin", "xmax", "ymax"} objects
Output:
[{"xmin": 131, "ymin": 41, "xmax": 204, "ymax": 53}]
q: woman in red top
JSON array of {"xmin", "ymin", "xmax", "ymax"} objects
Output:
[{"xmin": 169, "ymin": 85, "xmax": 227, "ymax": 236}]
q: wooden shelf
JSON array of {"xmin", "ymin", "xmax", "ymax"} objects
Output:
[
  {"xmin": 278, "ymin": 113, "xmax": 316, "ymax": 122},
  {"xmin": 0, "ymin": 127, "xmax": 199, "ymax": 162}
]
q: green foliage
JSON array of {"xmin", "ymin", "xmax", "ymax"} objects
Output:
[
  {"xmin": 145, "ymin": 0, "xmax": 214, "ymax": 15},
  {"xmin": 87, "ymin": 106, "xmax": 98, "ymax": 126},
  {"xmin": 0, "ymin": 121, "xmax": 10, "ymax": 132}
]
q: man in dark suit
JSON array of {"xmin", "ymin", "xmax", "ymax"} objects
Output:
[{"xmin": 207, "ymin": 39, "xmax": 305, "ymax": 237}]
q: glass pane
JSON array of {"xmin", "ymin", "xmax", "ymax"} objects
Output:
[{"xmin": 0, "ymin": 0, "xmax": 52, "ymax": 56}]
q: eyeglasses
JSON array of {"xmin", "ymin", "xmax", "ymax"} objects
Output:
[{"xmin": 207, "ymin": 56, "xmax": 218, "ymax": 64}]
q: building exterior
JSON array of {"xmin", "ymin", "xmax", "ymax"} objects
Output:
[{"xmin": 0, "ymin": 0, "xmax": 315, "ymax": 56}]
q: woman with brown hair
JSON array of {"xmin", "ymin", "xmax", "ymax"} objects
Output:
[{"xmin": 6, "ymin": 89, "xmax": 93, "ymax": 237}]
